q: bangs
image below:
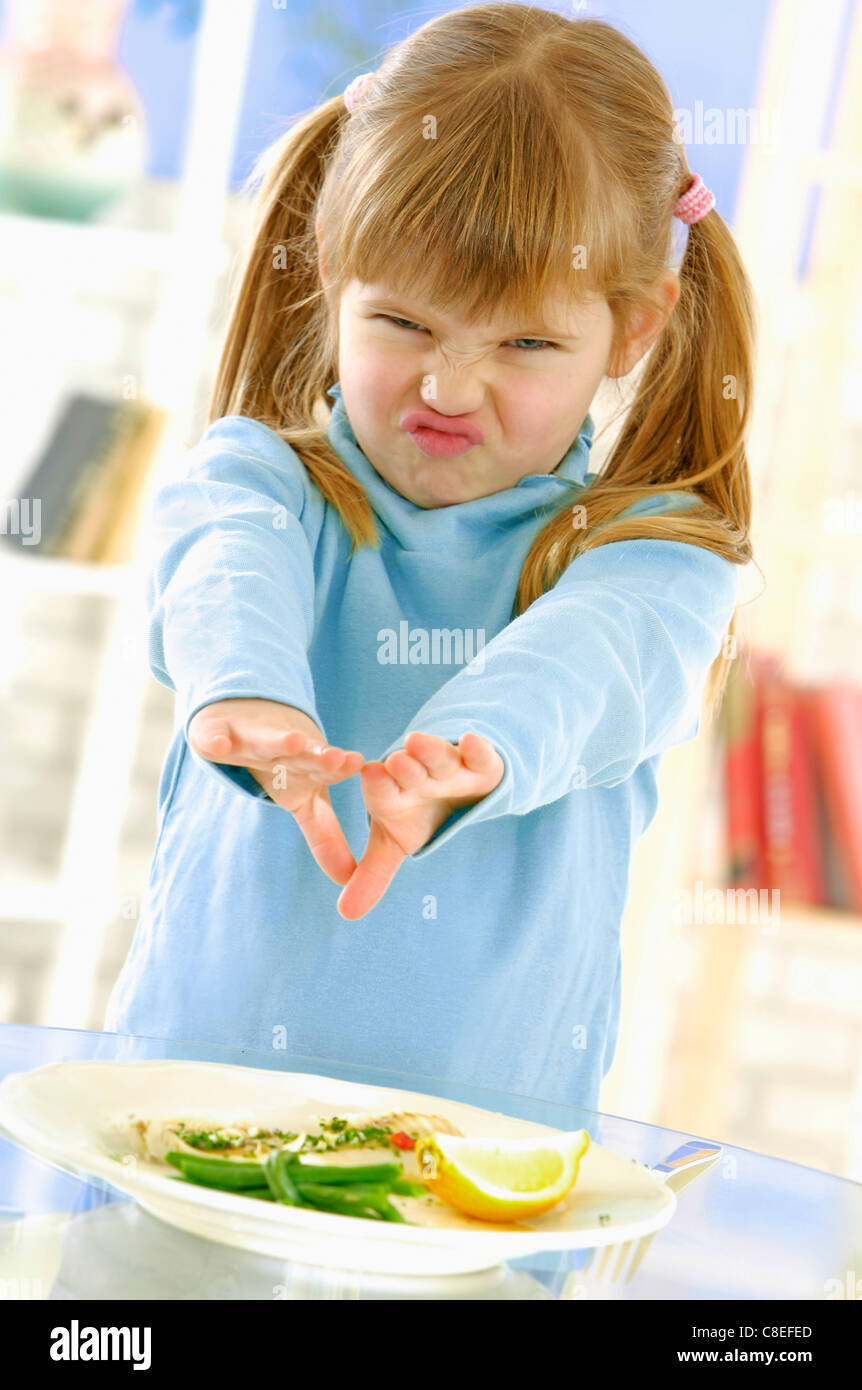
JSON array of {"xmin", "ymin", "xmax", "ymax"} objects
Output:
[
  {"xmin": 322, "ymin": 65, "xmax": 631, "ymax": 329},
  {"xmin": 355, "ymin": 240, "xmax": 601, "ymax": 333}
]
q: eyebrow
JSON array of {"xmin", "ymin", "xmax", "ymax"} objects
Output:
[{"xmin": 361, "ymin": 296, "xmax": 581, "ymax": 340}]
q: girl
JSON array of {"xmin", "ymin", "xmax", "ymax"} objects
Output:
[{"xmin": 104, "ymin": 5, "xmax": 755, "ymax": 1113}]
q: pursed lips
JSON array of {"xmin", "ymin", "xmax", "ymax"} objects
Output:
[{"xmin": 400, "ymin": 410, "xmax": 484, "ymax": 445}]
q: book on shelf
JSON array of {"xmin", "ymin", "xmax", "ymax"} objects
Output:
[
  {"xmin": 722, "ymin": 647, "xmax": 768, "ymax": 890},
  {"xmin": 1, "ymin": 392, "xmax": 165, "ymax": 566},
  {"xmin": 760, "ymin": 665, "xmax": 827, "ymax": 905},
  {"xmin": 804, "ymin": 686, "xmax": 862, "ymax": 913},
  {"xmin": 720, "ymin": 651, "xmax": 862, "ymax": 915}
]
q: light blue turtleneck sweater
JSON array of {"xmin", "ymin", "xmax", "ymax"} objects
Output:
[{"xmin": 104, "ymin": 383, "xmax": 738, "ymax": 1112}]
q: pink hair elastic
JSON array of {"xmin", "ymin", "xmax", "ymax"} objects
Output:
[
  {"xmin": 673, "ymin": 172, "xmax": 715, "ymax": 225},
  {"xmin": 344, "ymin": 71, "xmax": 374, "ymax": 114}
]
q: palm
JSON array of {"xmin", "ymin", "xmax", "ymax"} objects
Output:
[
  {"xmin": 336, "ymin": 731, "xmax": 504, "ymax": 920},
  {"xmin": 188, "ymin": 700, "xmax": 364, "ymax": 886}
]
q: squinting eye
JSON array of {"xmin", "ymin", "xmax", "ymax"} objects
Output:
[
  {"xmin": 380, "ymin": 315, "xmax": 555, "ymax": 351},
  {"xmin": 382, "ymin": 315, "xmax": 427, "ymax": 333},
  {"xmin": 509, "ymin": 338, "xmax": 556, "ymax": 352}
]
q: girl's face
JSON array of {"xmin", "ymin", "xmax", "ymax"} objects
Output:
[
  {"xmin": 331, "ymin": 279, "xmax": 612, "ymax": 509},
  {"xmin": 320, "ymin": 262, "xmax": 678, "ymax": 509}
]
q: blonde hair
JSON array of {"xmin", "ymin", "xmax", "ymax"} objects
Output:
[{"xmin": 209, "ymin": 4, "xmax": 757, "ymax": 720}]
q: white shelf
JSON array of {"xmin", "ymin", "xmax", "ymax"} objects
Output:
[
  {"xmin": 0, "ymin": 0, "xmax": 262, "ymax": 1031},
  {"xmin": 0, "ymin": 550, "xmax": 134, "ymax": 599},
  {"xmin": 772, "ymin": 904, "xmax": 862, "ymax": 936},
  {"xmin": 0, "ymin": 169, "xmax": 235, "ymax": 283},
  {"xmin": 0, "ymin": 206, "xmax": 175, "ymax": 276},
  {"xmin": 0, "ymin": 880, "xmax": 64, "ymax": 924},
  {"xmin": 33, "ymin": 0, "xmax": 259, "ymax": 1031},
  {"xmin": 0, "ymin": 198, "xmax": 232, "ymax": 318}
]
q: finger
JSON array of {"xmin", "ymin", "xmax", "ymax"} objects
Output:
[
  {"xmin": 382, "ymin": 749, "xmax": 431, "ymax": 792},
  {"xmin": 190, "ymin": 717, "xmax": 304, "ymax": 766},
  {"xmin": 189, "ymin": 717, "xmax": 234, "ymax": 760},
  {"xmin": 190, "ymin": 710, "xmax": 348, "ymax": 765},
  {"xmin": 272, "ymin": 744, "xmax": 364, "ymax": 783},
  {"xmin": 402, "ymin": 731, "xmax": 460, "ymax": 780},
  {"xmin": 358, "ymin": 760, "xmax": 404, "ymax": 816},
  {"xmin": 292, "ymin": 791, "xmax": 358, "ymax": 886},
  {"xmin": 336, "ymin": 820, "xmax": 406, "ymax": 920},
  {"xmin": 458, "ymin": 731, "xmax": 502, "ymax": 774},
  {"xmin": 193, "ymin": 718, "xmax": 363, "ymax": 782}
]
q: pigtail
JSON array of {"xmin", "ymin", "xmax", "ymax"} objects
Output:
[
  {"xmin": 207, "ymin": 94, "xmax": 378, "ymax": 552},
  {"xmin": 515, "ymin": 194, "xmax": 757, "ymax": 724}
]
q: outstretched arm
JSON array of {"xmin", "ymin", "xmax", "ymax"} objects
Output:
[
  {"xmin": 146, "ymin": 421, "xmax": 326, "ymax": 804},
  {"xmin": 342, "ymin": 537, "xmax": 739, "ymax": 909}
]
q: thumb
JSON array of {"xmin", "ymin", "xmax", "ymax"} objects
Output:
[{"xmin": 189, "ymin": 717, "xmax": 232, "ymax": 760}]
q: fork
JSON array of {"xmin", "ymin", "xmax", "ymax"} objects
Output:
[{"xmin": 560, "ymin": 1139, "xmax": 723, "ymax": 1295}]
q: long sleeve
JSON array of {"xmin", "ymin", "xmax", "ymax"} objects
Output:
[
  {"xmin": 378, "ymin": 537, "xmax": 741, "ymax": 857},
  {"xmin": 145, "ymin": 423, "xmax": 322, "ymax": 804}
]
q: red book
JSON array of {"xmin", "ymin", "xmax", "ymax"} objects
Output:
[
  {"xmin": 805, "ymin": 685, "xmax": 862, "ymax": 914},
  {"xmin": 722, "ymin": 651, "xmax": 768, "ymax": 889},
  {"xmin": 760, "ymin": 673, "xmax": 825, "ymax": 905}
]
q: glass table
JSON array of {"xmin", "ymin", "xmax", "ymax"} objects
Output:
[{"xmin": 1, "ymin": 1023, "xmax": 859, "ymax": 1301}]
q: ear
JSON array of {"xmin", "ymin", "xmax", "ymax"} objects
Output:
[{"xmin": 606, "ymin": 271, "xmax": 680, "ymax": 379}]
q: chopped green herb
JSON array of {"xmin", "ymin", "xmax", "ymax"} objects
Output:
[{"xmin": 169, "ymin": 1115, "xmax": 431, "ymax": 1163}]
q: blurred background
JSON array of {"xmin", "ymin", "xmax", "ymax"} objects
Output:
[{"xmin": 0, "ymin": 0, "xmax": 860, "ymax": 1187}]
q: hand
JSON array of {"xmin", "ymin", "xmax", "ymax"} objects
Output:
[
  {"xmin": 187, "ymin": 698, "xmax": 364, "ymax": 885},
  {"xmin": 336, "ymin": 731, "xmax": 505, "ymax": 921}
]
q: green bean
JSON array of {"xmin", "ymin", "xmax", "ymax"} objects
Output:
[
  {"xmin": 264, "ymin": 1148, "xmax": 306, "ymax": 1206},
  {"xmin": 308, "ymin": 1181, "xmax": 393, "ymax": 1202},
  {"xmin": 295, "ymin": 1183, "xmax": 399, "ymax": 1221},
  {"xmin": 290, "ymin": 1160, "xmax": 402, "ymax": 1186},
  {"xmin": 164, "ymin": 1148, "xmax": 413, "ymax": 1222},
  {"xmin": 388, "ymin": 1178, "xmax": 428, "ymax": 1197},
  {"xmin": 166, "ymin": 1151, "xmax": 266, "ymax": 1189},
  {"xmin": 323, "ymin": 1183, "xmax": 405, "ymax": 1222},
  {"xmin": 285, "ymin": 1178, "xmax": 410, "ymax": 1221},
  {"xmin": 288, "ymin": 1190, "xmax": 376, "ymax": 1218},
  {"xmin": 376, "ymin": 1200, "xmax": 408, "ymax": 1222}
]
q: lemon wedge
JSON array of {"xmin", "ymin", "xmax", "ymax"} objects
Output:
[{"xmin": 413, "ymin": 1129, "xmax": 590, "ymax": 1222}]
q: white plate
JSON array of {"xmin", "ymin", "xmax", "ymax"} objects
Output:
[{"xmin": 0, "ymin": 1059, "xmax": 676, "ymax": 1276}]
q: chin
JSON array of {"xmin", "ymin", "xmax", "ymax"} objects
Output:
[
  {"xmin": 413, "ymin": 479, "xmax": 472, "ymax": 506},
  {"xmin": 408, "ymin": 469, "xmax": 482, "ymax": 507}
]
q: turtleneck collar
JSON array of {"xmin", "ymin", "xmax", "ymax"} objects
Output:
[{"xmin": 324, "ymin": 381, "xmax": 595, "ymax": 554}]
